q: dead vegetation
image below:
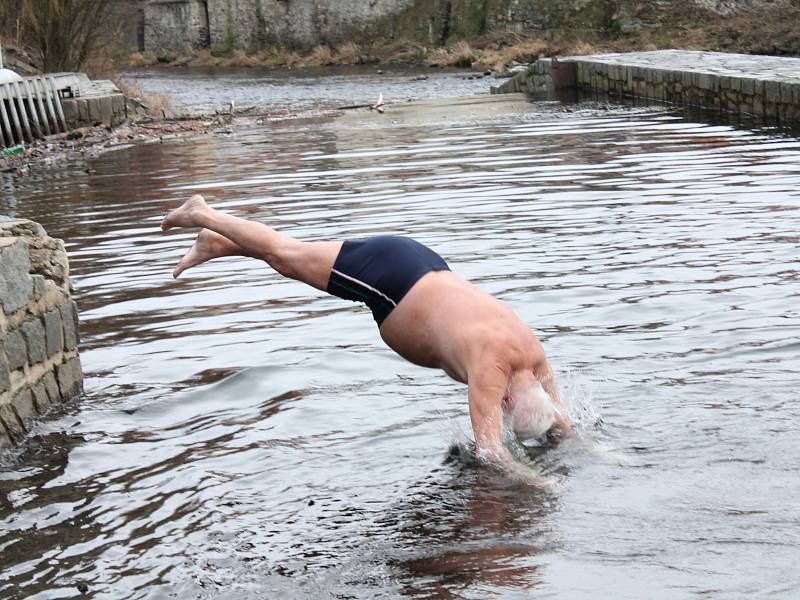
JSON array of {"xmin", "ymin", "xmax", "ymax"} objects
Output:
[
  {"xmin": 112, "ymin": 78, "xmax": 174, "ymax": 118},
  {"xmin": 125, "ymin": 36, "xmax": 595, "ymax": 74}
]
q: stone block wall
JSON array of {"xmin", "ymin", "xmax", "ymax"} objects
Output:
[
  {"xmin": 0, "ymin": 219, "xmax": 83, "ymax": 446},
  {"xmin": 206, "ymin": 0, "xmax": 418, "ymax": 51},
  {"xmin": 496, "ymin": 52, "xmax": 800, "ymax": 126},
  {"xmin": 61, "ymin": 93, "xmax": 128, "ymax": 130},
  {"xmin": 145, "ymin": 0, "xmax": 210, "ymax": 56},
  {"xmin": 491, "ymin": 57, "xmax": 576, "ymax": 98},
  {"xmin": 572, "ymin": 60, "xmax": 800, "ymax": 125}
]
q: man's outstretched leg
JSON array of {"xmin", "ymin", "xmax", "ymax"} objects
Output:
[
  {"xmin": 171, "ymin": 229, "xmax": 249, "ymax": 278},
  {"xmin": 162, "ymin": 195, "xmax": 341, "ymax": 290}
]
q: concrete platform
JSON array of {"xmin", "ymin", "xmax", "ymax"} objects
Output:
[{"xmin": 495, "ymin": 50, "xmax": 800, "ymax": 126}]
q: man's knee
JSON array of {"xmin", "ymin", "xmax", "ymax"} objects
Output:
[
  {"xmin": 264, "ymin": 239, "xmax": 338, "ymax": 291},
  {"xmin": 267, "ymin": 240, "xmax": 304, "ymax": 279}
]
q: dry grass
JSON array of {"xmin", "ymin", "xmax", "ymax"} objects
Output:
[
  {"xmin": 427, "ymin": 40, "xmax": 475, "ymax": 68},
  {"xmin": 471, "ymin": 39, "xmax": 550, "ymax": 72},
  {"xmin": 187, "ymin": 49, "xmax": 220, "ymax": 67},
  {"xmin": 127, "ymin": 51, "xmax": 159, "ymax": 67},
  {"xmin": 377, "ymin": 40, "xmax": 427, "ymax": 63},
  {"xmin": 252, "ymin": 48, "xmax": 286, "ymax": 67},
  {"xmin": 425, "ymin": 36, "xmax": 603, "ymax": 73},
  {"xmin": 303, "ymin": 45, "xmax": 335, "ymax": 66},
  {"xmin": 283, "ymin": 51, "xmax": 304, "ymax": 68},
  {"xmin": 120, "ymin": 34, "xmax": 611, "ymax": 77},
  {"xmin": 334, "ymin": 42, "xmax": 362, "ymax": 65},
  {"xmin": 113, "ymin": 78, "xmax": 174, "ymax": 117},
  {"xmin": 220, "ymin": 49, "xmax": 259, "ymax": 67}
]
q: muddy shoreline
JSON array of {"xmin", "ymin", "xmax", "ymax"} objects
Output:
[
  {"xmin": 2, "ymin": 64, "xmax": 497, "ymax": 175},
  {"xmin": 0, "ymin": 107, "xmax": 337, "ymax": 176}
]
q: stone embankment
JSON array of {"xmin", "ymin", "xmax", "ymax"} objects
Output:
[
  {"xmin": 494, "ymin": 50, "xmax": 800, "ymax": 126},
  {"xmin": 0, "ymin": 219, "xmax": 82, "ymax": 445}
]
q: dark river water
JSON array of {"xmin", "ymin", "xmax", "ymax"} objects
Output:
[{"xmin": 1, "ymin": 67, "xmax": 799, "ymax": 599}]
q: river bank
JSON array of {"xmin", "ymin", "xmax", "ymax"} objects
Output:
[
  {"xmin": 0, "ymin": 65, "xmax": 491, "ymax": 175},
  {"xmin": 125, "ymin": 0, "xmax": 800, "ymax": 74},
  {"xmin": 0, "ymin": 117, "xmax": 226, "ymax": 176}
]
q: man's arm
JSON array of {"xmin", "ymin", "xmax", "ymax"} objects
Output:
[
  {"xmin": 468, "ymin": 361, "xmax": 557, "ymax": 485},
  {"xmin": 467, "ymin": 362, "xmax": 515, "ymax": 464}
]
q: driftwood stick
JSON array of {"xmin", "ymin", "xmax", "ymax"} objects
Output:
[{"xmin": 336, "ymin": 103, "xmax": 374, "ymax": 110}]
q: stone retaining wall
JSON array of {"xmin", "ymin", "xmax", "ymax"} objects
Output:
[
  {"xmin": 61, "ymin": 93, "xmax": 128, "ymax": 130},
  {"xmin": 145, "ymin": 0, "xmax": 210, "ymax": 56},
  {"xmin": 0, "ymin": 219, "xmax": 83, "ymax": 446},
  {"xmin": 494, "ymin": 51, "xmax": 800, "ymax": 126},
  {"xmin": 492, "ymin": 58, "xmax": 575, "ymax": 97}
]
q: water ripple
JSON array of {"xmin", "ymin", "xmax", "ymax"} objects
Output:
[{"xmin": 1, "ymin": 82, "xmax": 799, "ymax": 599}]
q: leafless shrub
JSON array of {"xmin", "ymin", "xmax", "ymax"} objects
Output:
[
  {"xmin": 128, "ymin": 51, "xmax": 160, "ymax": 68},
  {"xmin": 4, "ymin": 0, "xmax": 134, "ymax": 72},
  {"xmin": 334, "ymin": 42, "xmax": 362, "ymax": 64},
  {"xmin": 220, "ymin": 49, "xmax": 258, "ymax": 67},
  {"xmin": 113, "ymin": 77, "xmax": 174, "ymax": 117},
  {"xmin": 428, "ymin": 41, "xmax": 475, "ymax": 68}
]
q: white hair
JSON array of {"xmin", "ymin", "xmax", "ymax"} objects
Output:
[{"xmin": 505, "ymin": 379, "xmax": 557, "ymax": 442}]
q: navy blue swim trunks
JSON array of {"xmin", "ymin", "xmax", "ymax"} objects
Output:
[{"xmin": 327, "ymin": 236, "xmax": 450, "ymax": 325}]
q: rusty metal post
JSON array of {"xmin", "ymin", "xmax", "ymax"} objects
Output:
[
  {"xmin": 21, "ymin": 79, "xmax": 43, "ymax": 138},
  {"xmin": 0, "ymin": 94, "xmax": 12, "ymax": 146},
  {"xmin": 11, "ymin": 81, "xmax": 33, "ymax": 142},
  {"xmin": 38, "ymin": 77, "xmax": 58, "ymax": 133},
  {"xmin": 2, "ymin": 83, "xmax": 24, "ymax": 143},
  {"xmin": 47, "ymin": 77, "xmax": 68, "ymax": 132},
  {"xmin": 31, "ymin": 78, "xmax": 52, "ymax": 136},
  {"xmin": 39, "ymin": 77, "xmax": 60, "ymax": 133},
  {"xmin": 0, "ymin": 110, "xmax": 6, "ymax": 147}
]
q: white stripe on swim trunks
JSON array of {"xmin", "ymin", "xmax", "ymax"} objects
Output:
[{"xmin": 331, "ymin": 268, "xmax": 397, "ymax": 307}]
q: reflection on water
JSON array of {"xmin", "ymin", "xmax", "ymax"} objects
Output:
[{"xmin": 1, "ymin": 78, "xmax": 799, "ymax": 599}]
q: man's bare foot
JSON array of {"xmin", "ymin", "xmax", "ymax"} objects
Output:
[
  {"xmin": 173, "ymin": 229, "xmax": 241, "ymax": 278},
  {"xmin": 161, "ymin": 194, "xmax": 210, "ymax": 231}
]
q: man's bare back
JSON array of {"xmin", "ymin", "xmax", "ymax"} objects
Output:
[{"xmin": 162, "ymin": 195, "xmax": 570, "ymax": 471}]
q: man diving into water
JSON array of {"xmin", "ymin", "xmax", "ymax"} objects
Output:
[{"xmin": 161, "ymin": 195, "xmax": 572, "ymax": 469}]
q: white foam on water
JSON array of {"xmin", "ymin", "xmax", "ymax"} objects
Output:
[{"xmin": 558, "ymin": 368, "xmax": 603, "ymax": 433}]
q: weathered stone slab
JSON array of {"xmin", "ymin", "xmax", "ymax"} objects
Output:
[
  {"xmin": 31, "ymin": 274, "xmax": 46, "ymax": 302},
  {"xmin": 42, "ymin": 371, "xmax": 59, "ymax": 403},
  {"xmin": 61, "ymin": 98, "xmax": 79, "ymax": 128},
  {"xmin": 60, "ymin": 302, "xmax": 80, "ymax": 350},
  {"xmin": 21, "ymin": 318, "xmax": 46, "ymax": 364},
  {"xmin": 0, "ymin": 344, "xmax": 10, "ymax": 393},
  {"xmin": 12, "ymin": 388, "xmax": 36, "ymax": 424},
  {"xmin": 5, "ymin": 328, "xmax": 27, "ymax": 371},
  {"xmin": 0, "ymin": 238, "xmax": 33, "ymax": 315},
  {"xmin": 27, "ymin": 236, "xmax": 69, "ymax": 289},
  {"xmin": 765, "ymin": 80, "xmax": 781, "ymax": 103},
  {"xmin": 0, "ymin": 219, "xmax": 47, "ymax": 238},
  {"xmin": 57, "ymin": 356, "xmax": 83, "ymax": 399},
  {"xmin": 0, "ymin": 404, "xmax": 26, "ymax": 442},
  {"xmin": 32, "ymin": 380, "xmax": 52, "ymax": 414},
  {"xmin": 44, "ymin": 309, "xmax": 64, "ymax": 358},
  {"xmin": 780, "ymin": 82, "xmax": 796, "ymax": 104}
]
